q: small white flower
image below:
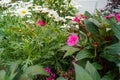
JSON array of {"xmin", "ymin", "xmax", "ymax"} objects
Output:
[
  {"xmin": 48, "ymin": 9, "xmax": 59, "ymax": 18},
  {"xmin": 60, "ymin": 24, "xmax": 70, "ymax": 28},
  {"xmin": 15, "ymin": 8, "xmax": 31, "ymax": 17},
  {"xmin": 65, "ymin": 16, "xmax": 74, "ymax": 20}
]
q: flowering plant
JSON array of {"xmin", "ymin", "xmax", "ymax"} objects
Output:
[{"xmin": 0, "ymin": 0, "xmax": 120, "ymax": 80}]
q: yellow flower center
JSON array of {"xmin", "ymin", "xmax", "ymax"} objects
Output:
[{"xmin": 21, "ymin": 10, "xmax": 27, "ymax": 15}]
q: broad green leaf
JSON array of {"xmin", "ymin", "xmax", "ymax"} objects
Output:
[
  {"xmin": 107, "ymin": 20, "xmax": 120, "ymax": 40},
  {"xmin": 92, "ymin": 62, "xmax": 103, "ymax": 70},
  {"xmin": 20, "ymin": 65, "xmax": 49, "ymax": 79},
  {"xmin": 9, "ymin": 61, "xmax": 19, "ymax": 80},
  {"xmin": 104, "ymin": 42, "xmax": 120, "ymax": 55},
  {"xmin": 56, "ymin": 77, "xmax": 68, "ymax": 80},
  {"xmin": 0, "ymin": 70, "xmax": 6, "ymax": 80},
  {"xmin": 76, "ymin": 49, "xmax": 93, "ymax": 60},
  {"xmin": 61, "ymin": 46, "xmax": 79, "ymax": 58},
  {"xmin": 84, "ymin": 19, "xmax": 99, "ymax": 35},
  {"xmin": 74, "ymin": 63, "xmax": 93, "ymax": 80},
  {"xmin": 89, "ymin": 18, "xmax": 101, "ymax": 28},
  {"xmin": 101, "ymin": 73, "xmax": 115, "ymax": 80},
  {"xmin": 84, "ymin": 11, "xmax": 92, "ymax": 18},
  {"xmin": 85, "ymin": 61, "xmax": 101, "ymax": 80}
]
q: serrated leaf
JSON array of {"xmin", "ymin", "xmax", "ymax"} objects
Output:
[
  {"xmin": 84, "ymin": 19, "xmax": 99, "ymax": 35},
  {"xmin": 74, "ymin": 63, "xmax": 93, "ymax": 80},
  {"xmin": 76, "ymin": 49, "xmax": 93, "ymax": 60},
  {"xmin": 85, "ymin": 61, "xmax": 101, "ymax": 80},
  {"xmin": 61, "ymin": 46, "xmax": 79, "ymax": 58}
]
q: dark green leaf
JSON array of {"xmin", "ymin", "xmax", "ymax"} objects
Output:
[
  {"xmin": 84, "ymin": 19, "xmax": 99, "ymax": 35},
  {"xmin": 108, "ymin": 20, "xmax": 120, "ymax": 40},
  {"xmin": 104, "ymin": 42, "xmax": 120, "ymax": 55},
  {"xmin": 92, "ymin": 62, "xmax": 103, "ymax": 70},
  {"xmin": 101, "ymin": 73, "xmax": 115, "ymax": 80},
  {"xmin": 84, "ymin": 11, "xmax": 92, "ymax": 18}
]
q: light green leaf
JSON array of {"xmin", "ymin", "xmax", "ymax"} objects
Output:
[
  {"xmin": 74, "ymin": 63, "xmax": 93, "ymax": 80},
  {"xmin": 20, "ymin": 65, "xmax": 49, "ymax": 79},
  {"xmin": 9, "ymin": 61, "xmax": 19, "ymax": 80},
  {"xmin": 85, "ymin": 61, "xmax": 101, "ymax": 80},
  {"xmin": 56, "ymin": 77, "xmax": 68, "ymax": 80},
  {"xmin": 61, "ymin": 46, "xmax": 79, "ymax": 58},
  {"xmin": 76, "ymin": 49, "xmax": 93, "ymax": 60},
  {"xmin": 0, "ymin": 70, "xmax": 6, "ymax": 80}
]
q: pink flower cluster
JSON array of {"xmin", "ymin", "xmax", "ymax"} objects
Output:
[
  {"xmin": 105, "ymin": 13, "xmax": 120, "ymax": 22},
  {"xmin": 116, "ymin": 14, "xmax": 120, "ymax": 22},
  {"xmin": 67, "ymin": 34, "xmax": 78, "ymax": 46},
  {"xmin": 45, "ymin": 67, "xmax": 56, "ymax": 80}
]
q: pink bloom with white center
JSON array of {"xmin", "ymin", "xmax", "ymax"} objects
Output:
[
  {"xmin": 116, "ymin": 13, "xmax": 120, "ymax": 22},
  {"xmin": 67, "ymin": 34, "xmax": 78, "ymax": 46},
  {"xmin": 36, "ymin": 20, "xmax": 46, "ymax": 26},
  {"xmin": 73, "ymin": 16, "xmax": 80, "ymax": 23}
]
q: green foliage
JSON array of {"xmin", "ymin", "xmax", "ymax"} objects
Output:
[
  {"xmin": 74, "ymin": 63, "xmax": 93, "ymax": 80},
  {"xmin": 61, "ymin": 46, "xmax": 79, "ymax": 58}
]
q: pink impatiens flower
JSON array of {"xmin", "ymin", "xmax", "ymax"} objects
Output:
[
  {"xmin": 116, "ymin": 13, "xmax": 120, "ymax": 22},
  {"xmin": 105, "ymin": 13, "xmax": 115, "ymax": 19},
  {"xmin": 67, "ymin": 34, "xmax": 78, "ymax": 46},
  {"xmin": 36, "ymin": 20, "xmax": 46, "ymax": 26},
  {"xmin": 73, "ymin": 16, "xmax": 80, "ymax": 23}
]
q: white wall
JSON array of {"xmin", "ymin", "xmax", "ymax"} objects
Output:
[{"xmin": 72, "ymin": 0, "xmax": 107, "ymax": 14}]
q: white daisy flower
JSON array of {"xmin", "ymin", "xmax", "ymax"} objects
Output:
[{"xmin": 15, "ymin": 8, "xmax": 31, "ymax": 17}]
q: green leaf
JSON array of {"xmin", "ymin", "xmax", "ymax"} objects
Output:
[
  {"xmin": 84, "ymin": 11, "xmax": 92, "ymax": 18},
  {"xmin": 20, "ymin": 65, "xmax": 49, "ymax": 79},
  {"xmin": 104, "ymin": 42, "xmax": 120, "ymax": 55},
  {"xmin": 0, "ymin": 70, "xmax": 6, "ymax": 80},
  {"xmin": 85, "ymin": 61, "xmax": 101, "ymax": 80},
  {"xmin": 61, "ymin": 46, "xmax": 79, "ymax": 58},
  {"xmin": 107, "ymin": 20, "xmax": 120, "ymax": 40},
  {"xmin": 56, "ymin": 77, "xmax": 68, "ymax": 80},
  {"xmin": 9, "ymin": 61, "xmax": 19, "ymax": 80},
  {"xmin": 92, "ymin": 62, "xmax": 103, "ymax": 70},
  {"xmin": 101, "ymin": 73, "xmax": 115, "ymax": 80},
  {"xmin": 76, "ymin": 49, "xmax": 93, "ymax": 60},
  {"xmin": 84, "ymin": 19, "xmax": 99, "ymax": 35},
  {"xmin": 74, "ymin": 63, "xmax": 93, "ymax": 80}
]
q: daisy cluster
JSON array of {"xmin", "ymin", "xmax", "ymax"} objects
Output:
[
  {"xmin": 0, "ymin": 0, "xmax": 82, "ymax": 29},
  {"xmin": 1, "ymin": 0, "xmax": 74, "ymax": 23}
]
